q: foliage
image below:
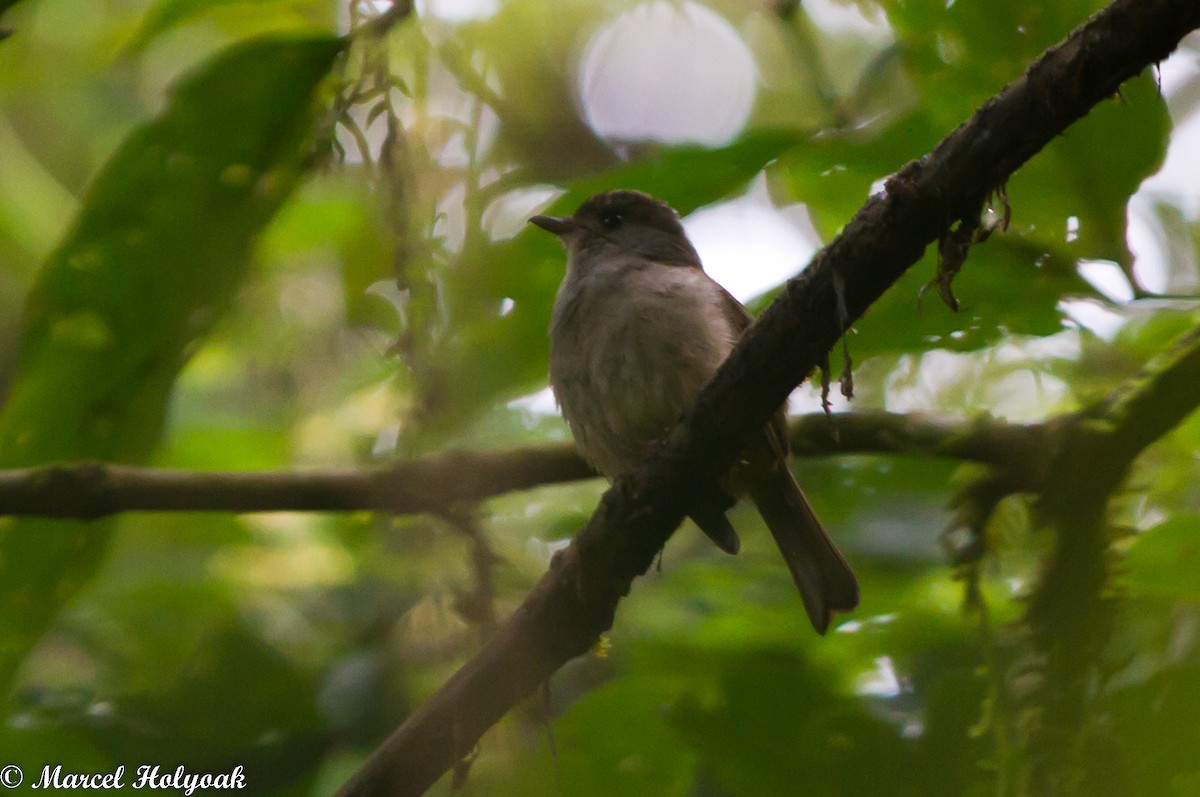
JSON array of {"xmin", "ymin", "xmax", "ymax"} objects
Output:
[{"xmin": 0, "ymin": 0, "xmax": 1197, "ymax": 795}]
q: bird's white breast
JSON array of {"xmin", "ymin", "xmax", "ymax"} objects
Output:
[{"xmin": 548, "ymin": 258, "xmax": 739, "ymax": 477}]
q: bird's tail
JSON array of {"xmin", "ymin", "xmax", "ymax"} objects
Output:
[
  {"xmin": 689, "ymin": 494, "xmax": 741, "ymax": 555},
  {"xmin": 748, "ymin": 465, "xmax": 859, "ymax": 634}
]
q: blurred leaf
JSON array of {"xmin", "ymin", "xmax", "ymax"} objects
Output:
[
  {"xmin": 95, "ymin": 624, "xmax": 327, "ymax": 792},
  {"xmin": 0, "ymin": 0, "xmax": 24, "ymax": 14},
  {"xmin": 1141, "ymin": 201, "xmax": 1200, "ymax": 294},
  {"xmin": 1006, "ymin": 73, "xmax": 1170, "ymax": 270},
  {"xmin": 560, "ymin": 681, "xmax": 695, "ymax": 795},
  {"xmin": 7, "ymin": 620, "xmax": 327, "ymax": 794},
  {"xmin": 798, "ymin": 456, "xmax": 954, "ymax": 559},
  {"xmin": 249, "ymin": 170, "xmax": 398, "ymax": 332},
  {"xmin": 777, "ymin": 109, "xmax": 1100, "ymax": 359},
  {"xmin": 1119, "ymin": 516, "xmax": 1200, "ymax": 599},
  {"xmin": 0, "ymin": 724, "xmax": 113, "ymax": 784},
  {"xmin": 123, "ymin": 0, "xmax": 327, "ymax": 56},
  {"xmin": 663, "ymin": 644, "xmax": 916, "ymax": 797},
  {"xmin": 1098, "ymin": 663, "xmax": 1200, "ymax": 796},
  {"xmin": 881, "ymin": 0, "xmax": 1108, "ymax": 129},
  {"xmin": 0, "ymin": 115, "xmax": 79, "ymax": 263},
  {"xmin": 782, "ymin": 5, "xmax": 1168, "ymax": 358},
  {"xmin": 919, "ymin": 667, "xmax": 990, "ymax": 794},
  {"xmin": 780, "ymin": 106, "xmax": 942, "ymax": 241},
  {"xmin": 841, "ymin": 242, "xmax": 1095, "ymax": 359},
  {"xmin": 0, "ymin": 34, "xmax": 341, "ymax": 695},
  {"xmin": 158, "ymin": 425, "xmax": 292, "ymax": 469},
  {"xmin": 489, "ymin": 674, "xmax": 696, "ymax": 797},
  {"xmin": 1110, "ymin": 306, "xmax": 1200, "ymax": 359}
]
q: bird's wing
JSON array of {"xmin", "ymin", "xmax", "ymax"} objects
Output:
[{"xmin": 709, "ymin": 279, "xmax": 792, "ymax": 461}]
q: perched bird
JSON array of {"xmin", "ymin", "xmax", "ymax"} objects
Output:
[{"xmin": 530, "ymin": 189, "xmax": 858, "ymax": 633}]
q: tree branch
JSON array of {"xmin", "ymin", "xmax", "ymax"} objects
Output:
[
  {"xmin": 0, "ymin": 445, "xmax": 592, "ymax": 519},
  {"xmin": 0, "ymin": 412, "xmax": 1042, "ymax": 519},
  {"xmin": 335, "ymin": 2, "xmax": 1200, "ymax": 795},
  {"xmin": 792, "ymin": 410, "xmax": 1045, "ymax": 471}
]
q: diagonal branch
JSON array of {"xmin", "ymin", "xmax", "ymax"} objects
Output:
[{"xmin": 335, "ymin": 2, "xmax": 1200, "ymax": 795}]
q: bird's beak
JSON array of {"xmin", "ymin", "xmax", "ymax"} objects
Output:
[{"xmin": 529, "ymin": 214, "xmax": 575, "ymax": 236}]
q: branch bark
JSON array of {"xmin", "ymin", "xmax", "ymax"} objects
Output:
[
  {"xmin": 0, "ymin": 445, "xmax": 592, "ymax": 519},
  {"xmin": 0, "ymin": 412, "xmax": 1040, "ymax": 519},
  {"xmin": 335, "ymin": 2, "xmax": 1200, "ymax": 795}
]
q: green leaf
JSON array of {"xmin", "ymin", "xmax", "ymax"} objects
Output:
[
  {"xmin": 0, "ymin": 725, "xmax": 113, "ymax": 785},
  {"xmin": 484, "ymin": 675, "xmax": 696, "ymax": 797},
  {"xmin": 780, "ymin": 107, "xmax": 943, "ymax": 241},
  {"xmin": 663, "ymin": 644, "xmax": 915, "ymax": 797},
  {"xmin": 1005, "ymin": 72, "xmax": 1170, "ymax": 270},
  {"xmin": 0, "ymin": 0, "xmax": 25, "ymax": 21},
  {"xmin": 1099, "ymin": 663, "xmax": 1200, "ymax": 795},
  {"xmin": 879, "ymin": 0, "xmax": 1110, "ymax": 138},
  {"xmin": 0, "ymin": 34, "xmax": 341, "ymax": 696},
  {"xmin": 1119, "ymin": 516, "xmax": 1200, "ymax": 599},
  {"xmin": 123, "ymin": 0, "xmax": 328, "ymax": 56},
  {"xmin": 840, "ymin": 241, "xmax": 1095, "ymax": 359},
  {"xmin": 783, "ymin": 3, "xmax": 1169, "ymax": 358},
  {"xmin": 777, "ymin": 102, "xmax": 1102, "ymax": 359},
  {"xmin": 94, "ymin": 623, "xmax": 326, "ymax": 791}
]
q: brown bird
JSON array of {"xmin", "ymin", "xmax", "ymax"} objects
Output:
[{"xmin": 531, "ymin": 189, "xmax": 859, "ymax": 633}]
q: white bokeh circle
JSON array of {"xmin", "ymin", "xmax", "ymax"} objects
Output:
[{"xmin": 578, "ymin": 1, "xmax": 757, "ymax": 146}]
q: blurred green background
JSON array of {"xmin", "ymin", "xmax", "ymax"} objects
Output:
[{"xmin": 0, "ymin": 0, "xmax": 1198, "ymax": 794}]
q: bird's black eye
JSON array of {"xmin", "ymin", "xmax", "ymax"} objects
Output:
[{"xmin": 600, "ymin": 210, "xmax": 623, "ymax": 229}]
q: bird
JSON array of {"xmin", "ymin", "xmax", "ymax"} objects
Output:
[{"xmin": 530, "ymin": 189, "xmax": 859, "ymax": 633}]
